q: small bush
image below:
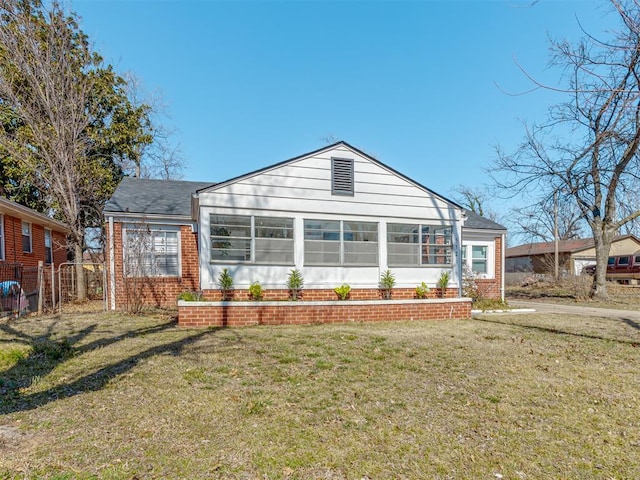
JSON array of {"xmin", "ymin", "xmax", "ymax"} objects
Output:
[
  {"xmin": 415, "ymin": 281, "xmax": 430, "ymax": 299},
  {"xmin": 286, "ymin": 269, "xmax": 304, "ymax": 300},
  {"xmin": 249, "ymin": 282, "xmax": 264, "ymax": 301},
  {"xmin": 177, "ymin": 290, "xmax": 202, "ymax": 301},
  {"xmin": 334, "ymin": 284, "xmax": 351, "ymax": 300}
]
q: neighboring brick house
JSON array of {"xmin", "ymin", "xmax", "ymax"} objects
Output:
[
  {"xmin": 0, "ymin": 197, "xmax": 69, "ymax": 268},
  {"xmin": 104, "ymin": 142, "xmax": 507, "ymax": 311}
]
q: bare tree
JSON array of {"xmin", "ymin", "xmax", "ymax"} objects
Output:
[
  {"xmin": 492, "ymin": 0, "xmax": 640, "ymax": 299},
  {"xmin": 452, "ymin": 184, "xmax": 500, "ymax": 221},
  {"xmin": 509, "ymin": 194, "xmax": 585, "ymax": 243},
  {"xmin": 0, "ymin": 1, "xmax": 152, "ymax": 300},
  {"xmin": 123, "ymin": 73, "xmax": 185, "ymax": 180}
]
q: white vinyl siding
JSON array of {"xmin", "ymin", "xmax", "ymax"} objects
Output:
[
  {"xmin": 22, "ymin": 221, "xmax": 32, "ymax": 253},
  {"xmin": 304, "ymin": 220, "xmax": 378, "ymax": 266},
  {"xmin": 125, "ymin": 227, "xmax": 180, "ymax": 277},
  {"xmin": 387, "ymin": 224, "xmax": 452, "ymax": 267},
  {"xmin": 210, "ymin": 214, "xmax": 294, "ymax": 265}
]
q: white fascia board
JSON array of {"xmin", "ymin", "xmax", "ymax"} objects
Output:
[{"xmin": 106, "ymin": 212, "xmax": 194, "ymax": 226}]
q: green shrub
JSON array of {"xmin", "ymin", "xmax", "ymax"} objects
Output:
[
  {"xmin": 286, "ymin": 269, "xmax": 304, "ymax": 300},
  {"xmin": 218, "ymin": 268, "xmax": 234, "ymax": 300},
  {"xmin": 415, "ymin": 281, "xmax": 430, "ymax": 299},
  {"xmin": 334, "ymin": 284, "xmax": 351, "ymax": 300},
  {"xmin": 249, "ymin": 281, "xmax": 264, "ymax": 301},
  {"xmin": 177, "ymin": 290, "xmax": 202, "ymax": 301},
  {"xmin": 379, "ymin": 269, "xmax": 396, "ymax": 299}
]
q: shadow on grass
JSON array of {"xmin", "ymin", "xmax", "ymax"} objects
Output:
[
  {"xmin": 475, "ymin": 316, "xmax": 640, "ymax": 347},
  {"xmin": 0, "ymin": 316, "xmax": 221, "ymax": 415}
]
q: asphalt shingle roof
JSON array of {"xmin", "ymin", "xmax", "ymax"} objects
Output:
[
  {"xmin": 104, "ymin": 177, "xmax": 214, "ymax": 217},
  {"xmin": 463, "ymin": 210, "xmax": 507, "ymax": 231}
]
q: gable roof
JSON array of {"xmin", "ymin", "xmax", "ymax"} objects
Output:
[
  {"xmin": 196, "ymin": 141, "xmax": 464, "ymax": 210},
  {"xmin": 463, "ymin": 210, "xmax": 507, "ymax": 231},
  {"xmin": 104, "ymin": 177, "xmax": 214, "ymax": 217},
  {"xmin": 506, "ymin": 235, "xmax": 640, "ymax": 258},
  {"xmin": 0, "ymin": 197, "xmax": 69, "ymax": 233}
]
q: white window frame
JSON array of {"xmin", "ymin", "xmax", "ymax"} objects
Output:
[
  {"xmin": 22, "ymin": 221, "xmax": 32, "ymax": 253},
  {"xmin": 303, "ymin": 219, "xmax": 378, "ymax": 266},
  {"xmin": 44, "ymin": 228, "xmax": 52, "ymax": 265},
  {"xmin": 387, "ymin": 223, "xmax": 452, "ymax": 267},
  {"xmin": 210, "ymin": 214, "xmax": 295, "ymax": 265},
  {"xmin": 462, "ymin": 242, "xmax": 494, "ymax": 278},
  {"xmin": 124, "ymin": 225, "xmax": 181, "ymax": 278}
]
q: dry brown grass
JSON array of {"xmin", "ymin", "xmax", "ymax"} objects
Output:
[{"xmin": 1, "ymin": 308, "xmax": 639, "ymax": 479}]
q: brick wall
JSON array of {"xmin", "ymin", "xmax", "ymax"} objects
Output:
[
  {"xmin": 201, "ymin": 287, "xmax": 459, "ymax": 302},
  {"xmin": 2, "ymin": 214, "xmax": 67, "ymax": 267},
  {"xmin": 106, "ymin": 222, "xmax": 200, "ymax": 309},
  {"xmin": 178, "ymin": 298, "xmax": 472, "ymax": 327}
]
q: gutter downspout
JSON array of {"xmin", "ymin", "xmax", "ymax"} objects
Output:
[{"xmin": 108, "ymin": 215, "xmax": 116, "ymax": 310}]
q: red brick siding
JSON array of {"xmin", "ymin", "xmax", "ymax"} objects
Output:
[
  {"xmin": 178, "ymin": 299, "xmax": 472, "ymax": 327},
  {"xmin": 2, "ymin": 214, "xmax": 67, "ymax": 267},
  {"xmin": 106, "ymin": 222, "xmax": 200, "ymax": 309},
  {"xmin": 201, "ymin": 287, "xmax": 459, "ymax": 302}
]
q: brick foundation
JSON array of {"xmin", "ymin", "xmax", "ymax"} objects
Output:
[{"xmin": 178, "ymin": 297, "xmax": 472, "ymax": 327}]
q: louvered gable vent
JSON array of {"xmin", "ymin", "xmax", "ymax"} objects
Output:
[{"xmin": 331, "ymin": 158, "xmax": 354, "ymax": 196}]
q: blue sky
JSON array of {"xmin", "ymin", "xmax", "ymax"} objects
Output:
[{"xmin": 74, "ymin": 0, "xmax": 613, "ymax": 208}]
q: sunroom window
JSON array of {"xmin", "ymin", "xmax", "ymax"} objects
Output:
[
  {"xmin": 210, "ymin": 214, "xmax": 294, "ymax": 265},
  {"xmin": 304, "ymin": 219, "xmax": 378, "ymax": 266},
  {"xmin": 387, "ymin": 223, "xmax": 452, "ymax": 266}
]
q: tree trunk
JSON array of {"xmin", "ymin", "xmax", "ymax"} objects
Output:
[
  {"xmin": 74, "ymin": 243, "xmax": 87, "ymax": 301},
  {"xmin": 590, "ymin": 224, "xmax": 614, "ymax": 300}
]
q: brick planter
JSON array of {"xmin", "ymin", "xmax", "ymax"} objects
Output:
[{"xmin": 178, "ymin": 297, "xmax": 472, "ymax": 328}]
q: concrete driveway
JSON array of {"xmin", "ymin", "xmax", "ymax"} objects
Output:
[{"xmin": 506, "ymin": 299, "xmax": 640, "ymax": 321}]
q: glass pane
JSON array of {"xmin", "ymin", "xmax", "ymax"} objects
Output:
[
  {"xmin": 472, "ymin": 260, "xmax": 487, "ymax": 274},
  {"xmin": 387, "ymin": 224, "xmax": 419, "ymax": 243},
  {"xmin": 618, "ymin": 256, "xmax": 630, "ymax": 265},
  {"xmin": 210, "ymin": 215, "xmax": 251, "ymax": 238},
  {"xmin": 388, "ymin": 243, "xmax": 420, "ymax": 266},
  {"xmin": 472, "ymin": 245, "xmax": 487, "ymax": 259},
  {"xmin": 304, "ymin": 240, "xmax": 340, "ymax": 265},
  {"xmin": 21, "ymin": 222, "xmax": 30, "ymax": 236},
  {"xmin": 255, "ymin": 238, "xmax": 294, "ymax": 264},
  {"xmin": 211, "ymin": 238, "xmax": 251, "ymax": 262},
  {"xmin": 343, "ymin": 221, "xmax": 378, "ymax": 242},
  {"xmin": 44, "ymin": 230, "xmax": 51, "ymax": 247},
  {"xmin": 304, "ymin": 220, "xmax": 340, "ymax": 241},
  {"xmin": 344, "ymin": 241, "xmax": 378, "ymax": 265},
  {"xmin": 255, "ymin": 217, "xmax": 293, "ymax": 239}
]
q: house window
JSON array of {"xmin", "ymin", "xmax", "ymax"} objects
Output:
[
  {"xmin": 618, "ymin": 256, "xmax": 630, "ymax": 266},
  {"xmin": 304, "ymin": 219, "xmax": 378, "ymax": 266},
  {"xmin": 0, "ymin": 215, "xmax": 4, "ymax": 261},
  {"xmin": 255, "ymin": 217, "xmax": 294, "ymax": 264},
  {"xmin": 331, "ymin": 158, "xmax": 354, "ymax": 196},
  {"xmin": 472, "ymin": 246, "xmax": 488, "ymax": 274},
  {"xmin": 125, "ymin": 227, "xmax": 179, "ymax": 277},
  {"xmin": 210, "ymin": 214, "xmax": 294, "ymax": 265},
  {"xmin": 387, "ymin": 223, "xmax": 452, "ymax": 266},
  {"xmin": 44, "ymin": 229, "xmax": 52, "ymax": 265},
  {"xmin": 22, "ymin": 221, "xmax": 32, "ymax": 253},
  {"xmin": 210, "ymin": 215, "xmax": 251, "ymax": 263}
]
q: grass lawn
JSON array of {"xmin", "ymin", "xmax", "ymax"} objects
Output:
[{"xmin": 1, "ymin": 309, "xmax": 639, "ymax": 479}]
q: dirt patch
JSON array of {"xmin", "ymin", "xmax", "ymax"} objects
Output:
[{"xmin": 0, "ymin": 424, "xmax": 33, "ymax": 451}]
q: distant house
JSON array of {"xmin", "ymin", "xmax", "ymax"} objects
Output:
[
  {"xmin": 0, "ymin": 197, "xmax": 69, "ymax": 268},
  {"xmin": 104, "ymin": 141, "xmax": 507, "ymax": 312},
  {"xmin": 505, "ymin": 235, "xmax": 640, "ymax": 275}
]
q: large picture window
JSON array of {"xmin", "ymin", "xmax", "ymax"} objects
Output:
[
  {"xmin": 387, "ymin": 223, "xmax": 452, "ymax": 266},
  {"xmin": 304, "ymin": 219, "xmax": 378, "ymax": 266},
  {"xmin": 125, "ymin": 227, "xmax": 179, "ymax": 277},
  {"xmin": 210, "ymin": 214, "xmax": 294, "ymax": 265}
]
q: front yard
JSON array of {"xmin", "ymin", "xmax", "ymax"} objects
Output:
[{"xmin": 1, "ymin": 309, "xmax": 639, "ymax": 479}]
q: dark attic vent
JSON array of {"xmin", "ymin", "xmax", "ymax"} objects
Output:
[{"xmin": 331, "ymin": 157, "xmax": 354, "ymax": 196}]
